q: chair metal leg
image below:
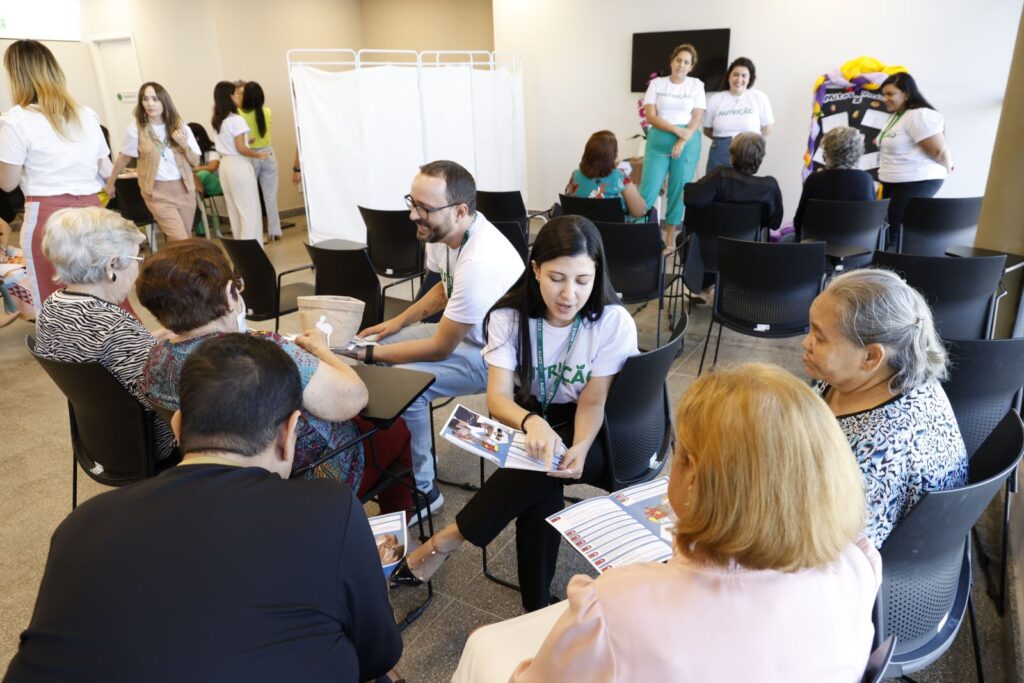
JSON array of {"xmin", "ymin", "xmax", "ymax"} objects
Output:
[
  {"xmin": 72, "ymin": 453, "xmax": 77, "ymax": 510},
  {"xmin": 967, "ymin": 594, "xmax": 984, "ymax": 683},
  {"xmin": 999, "ymin": 478, "xmax": 1012, "ymax": 616},
  {"xmin": 712, "ymin": 324, "xmax": 724, "ymax": 366},
  {"xmin": 655, "ymin": 295, "xmax": 663, "ymax": 348},
  {"xmin": 698, "ymin": 319, "xmax": 714, "ymax": 375},
  {"xmin": 477, "ymin": 458, "xmax": 521, "ymax": 592}
]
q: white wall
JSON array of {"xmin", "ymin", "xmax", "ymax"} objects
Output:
[
  {"xmin": 494, "ymin": 0, "xmax": 1024, "ymax": 219},
  {"xmin": 0, "ymin": 39, "xmax": 102, "ymax": 114}
]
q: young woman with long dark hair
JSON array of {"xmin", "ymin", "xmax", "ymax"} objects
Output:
[
  {"xmin": 211, "ymin": 81, "xmax": 266, "ymax": 242},
  {"xmin": 239, "ymin": 81, "xmax": 281, "ymax": 241},
  {"xmin": 107, "ymin": 82, "xmax": 201, "ymax": 242},
  {"xmin": 390, "ymin": 215, "xmax": 639, "ymax": 611}
]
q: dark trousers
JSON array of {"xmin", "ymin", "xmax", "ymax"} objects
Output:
[
  {"xmin": 454, "ymin": 401, "xmax": 608, "ymax": 612},
  {"xmin": 882, "ymin": 178, "xmax": 943, "ymax": 249},
  {"xmin": 354, "ymin": 417, "xmax": 414, "ymax": 514}
]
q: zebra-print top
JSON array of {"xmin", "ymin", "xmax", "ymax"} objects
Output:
[{"xmin": 35, "ymin": 290, "xmax": 176, "ymax": 460}]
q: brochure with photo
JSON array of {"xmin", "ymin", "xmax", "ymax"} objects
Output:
[
  {"xmin": 547, "ymin": 477, "xmax": 675, "ymax": 573},
  {"xmin": 368, "ymin": 511, "xmax": 408, "ymax": 578},
  {"xmin": 439, "ymin": 404, "xmax": 564, "ymax": 472}
]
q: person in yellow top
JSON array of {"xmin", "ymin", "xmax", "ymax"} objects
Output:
[{"xmin": 238, "ymin": 81, "xmax": 281, "ymax": 241}]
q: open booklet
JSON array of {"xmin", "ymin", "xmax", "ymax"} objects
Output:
[
  {"xmin": 439, "ymin": 404, "xmax": 564, "ymax": 472},
  {"xmin": 368, "ymin": 511, "xmax": 408, "ymax": 578},
  {"xmin": 547, "ymin": 477, "xmax": 675, "ymax": 574}
]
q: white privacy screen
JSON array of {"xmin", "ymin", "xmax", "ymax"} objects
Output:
[{"xmin": 289, "ymin": 52, "xmax": 526, "ymax": 244}]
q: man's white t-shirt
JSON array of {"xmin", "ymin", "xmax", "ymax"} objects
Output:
[
  {"xmin": 214, "ymin": 114, "xmax": 250, "ymax": 157},
  {"xmin": 0, "ymin": 105, "xmax": 109, "ymax": 196},
  {"xmin": 643, "ymin": 76, "xmax": 707, "ymax": 126},
  {"xmin": 876, "ymin": 108, "xmax": 947, "ymax": 183},
  {"xmin": 704, "ymin": 89, "xmax": 774, "ymax": 138},
  {"xmin": 425, "ymin": 211, "xmax": 524, "ymax": 346},
  {"xmin": 482, "ymin": 305, "xmax": 638, "ymax": 404},
  {"xmin": 121, "ymin": 120, "xmax": 201, "ymax": 181}
]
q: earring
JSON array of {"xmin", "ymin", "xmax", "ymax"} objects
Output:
[{"xmin": 111, "ymin": 272, "xmax": 117, "ymax": 282}]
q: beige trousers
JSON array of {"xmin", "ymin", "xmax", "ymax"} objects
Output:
[{"xmin": 142, "ymin": 179, "xmax": 195, "ymax": 242}]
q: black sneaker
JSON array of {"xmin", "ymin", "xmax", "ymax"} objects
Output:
[{"xmin": 406, "ymin": 485, "xmax": 444, "ymax": 527}]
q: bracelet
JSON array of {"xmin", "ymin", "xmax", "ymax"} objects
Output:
[
  {"xmin": 364, "ymin": 345, "xmax": 374, "ymax": 364},
  {"xmin": 520, "ymin": 411, "xmax": 539, "ymax": 432}
]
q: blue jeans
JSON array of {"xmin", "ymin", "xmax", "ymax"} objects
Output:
[
  {"xmin": 639, "ymin": 126, "xmax": 702, "ymax": 225},
  {"xmin": 378, "ymin": 323, "xmax": 489, "ymax": 492},
  {"xmin": 250, "ymin": 146, "xmax": 281, "ymax": 237},
  {"xmin": 706, "ymin": 136, "xmax": 732, "ymax": 173}
]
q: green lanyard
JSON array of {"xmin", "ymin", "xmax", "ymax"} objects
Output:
[
  {"xmin": 536, "ymin": 316, "xmax": 582, "ymax": 418},
  {"xmin": 878, "ymin": 111, "xmax": 905, "ymax": 144},
  {"xmin": 443, "ymin": 215, "xmax": 477, "ymax": 298}
]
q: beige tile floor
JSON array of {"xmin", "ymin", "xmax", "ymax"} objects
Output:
[{"xmin": 0, "ymin": 216, "xmax": 1016, "ymax": 681}]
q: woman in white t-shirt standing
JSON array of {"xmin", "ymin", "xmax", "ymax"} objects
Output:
[
  {"xmin": 703, "ymin": 57, "xmax": 774, "ymax": 173},
  {"xmin": 107, "ymin": 82, "xmax": 201, "ymax": 242},
  {"xmin": 639, "ymin": 44, "xmax": 706, "ymax": 249},
  {"xmin": 211, "ymin": 80, "xmax": 267, "ymax": 242},
  {"xmin": 390, "ymin": 215, "xmax": 639, "ymax": 612},
  {"xmin": 0, "ymin": 40, "xmax": 110, "ymax": 313},
  {"xmin": 875, "ymin": 72, "xmax": 954, "ymax": 246}
]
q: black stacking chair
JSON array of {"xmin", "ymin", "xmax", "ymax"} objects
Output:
[
  {"xmin": 114, "ymin": 177, "xmax": 158, "ymax": 252},
  {"xmin": 872, "ymin": 251, "xmax": 1005, "ymax": 340},
  {"xmin": 681, "ymin": 202, "xmax": 763, "ymax": 298},
  {"xmin": 493, "ymin": 220, "xmax": 529, "ymax": 265},
  {"xmin": 862, "ymin": 637, "xmax": 896, "ymax": 683},
  {"xmin": 559, "ymin": 194, "xmax": 627, "ymax": 223},
  {"xmin": 220, "ymin": 238, "xmax": 314, "ymax": 332},
  {"xmin": 304, "ymin": 242, "xmax": 407, "ymax": 331},
  {"xmin": 476, "ymin": 190, "xmax": 531, "ymax": 239},
  {"xmin": 26, "ymin": 336, "xmax": 179, "ymax": 510},
  {"xmin": 359, "ymin": 206, "xmax": 425, "ymax": 298},
  {"xmin": 699, "ymin": 239, "xmax": 826, "ymax": 374},
  {"xmin": 944, "ymin": 337, "xmax": 1024, "ymax": 615},
  {"xmin": 800, "ymin": 199, "xmax": 889, "ymax": 271},
  {"xmin": 595, "ymin": 221, "xmax": 675, "ymax": 346},
  {"xmin": 873, "ymin": 411, "xmax": 1024, "ymax": 681},
  {"xmin": 900, "ymin": 196, "xmax": 983, "ymax": 256}
]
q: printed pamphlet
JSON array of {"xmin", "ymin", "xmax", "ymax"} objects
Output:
[{"xmin": 439, "ymin": 404, "xmax": 564, "ymax": 472}]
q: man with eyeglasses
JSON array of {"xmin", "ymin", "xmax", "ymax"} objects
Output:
[
  {"xmin": 5, "ymin": 334, "xmax": 402, "ymax": 682},
  {"xmin": 355, "ymin": 160, "xmax": 524, "ymax": 519}
]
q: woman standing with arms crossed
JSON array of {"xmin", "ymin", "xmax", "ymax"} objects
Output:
[
  {"xmin": 875, "ymin": 72, "xmax": 953, "ymax": 246},
  {"xmin": 703, "ymin": 57, "xmax": 774, "ymax": 172},
  {"xmin": 212, "ymin": 81, "xmax": 266, "ymax": 242},
  {"xmin": 639, "ymin": 44, "xmax": 705, "ymax": 249},
  {"xmin": 239, "ymin": 82, "xmax": 282, "ymax": 241},
  {"xmin": 0, "ymin": 40, "xmax": 110, "ymax": 313},
  {"xmin": 107, "ymin": 82, "xmax": 201, "ymax": 243}
]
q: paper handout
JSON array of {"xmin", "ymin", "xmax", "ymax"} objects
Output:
[{"xmin": 439, "ymin": 404, "xmax": 564, "ymax": 472}]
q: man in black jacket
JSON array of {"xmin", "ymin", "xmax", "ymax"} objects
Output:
[{"xmin": 5, "ymin": 334, "xmax": 401, "ymax": 683}]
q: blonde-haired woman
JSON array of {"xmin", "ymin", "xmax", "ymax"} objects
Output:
[
  {"xmin": 107, "ymin": 82, "xmax": 201, "ymax": 242},
  {"xmin": 0, "ymin": 40, "xmax": 110, "ymax": 313},
  {"xmin": 454, "ymin": 364, "xmax": 880, "ymax": 682}
]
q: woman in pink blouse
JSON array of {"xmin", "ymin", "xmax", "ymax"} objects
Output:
[{"xmin": 454, "ymin": 363, "xmax": 881, "ymax": 682}]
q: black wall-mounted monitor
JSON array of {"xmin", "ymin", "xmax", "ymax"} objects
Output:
[{"xmin": 631, "ymin": 29, "xmax": 731, "ymax": 93}]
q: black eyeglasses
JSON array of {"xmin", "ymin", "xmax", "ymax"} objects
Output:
[{"xmin": 404, "ymin": 194, "xmax": 459, "ymax": 218}]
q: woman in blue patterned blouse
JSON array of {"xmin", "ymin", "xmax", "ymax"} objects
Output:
[{"xmin": 801, "ymin": 268, "xmax": 967, "ymax": 547}]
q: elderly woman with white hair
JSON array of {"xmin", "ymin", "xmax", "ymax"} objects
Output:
[
  {"xmin": 33, "ymin": 206, "xmax": 176, "ymax": 459},
  {"xmin": 802, "ymin": 268, "xmax": 967, "ymax": 547},
  {"xmin": 793, "ymin": 126, "xmax": 877, "ymax": 233}
]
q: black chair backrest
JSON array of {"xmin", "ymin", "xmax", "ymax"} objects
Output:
[
  {"xmin": 872, "ymin": 251, "xmax": 1005, "ymax": 340},
  {"xmin": 943, "ymin": 337, "xmax": 1024, "ymax": 458},
  {"xmin": 26, "ymin": 335, "xmax": 159, "ymax": 485},
  {"xmin": 862, "ymin": 636, "xmax": 897, "ymax": 683},
  {"xmin": 559, "ymin": 194, "xmax": 626, "ymax": 223},
  {"xmin": 304, "ymin": 243, "xmax": 382, "ymax": 330},
  {"xmin": 714, "ymin": 238, "xmax": 826, "ymax": 335},
  {"xmin": 219, "ymin": 238, "xmax": 279, "ymax": 319},
  {"xmin": 476, "ymin": 190, "xmax": 528, "ymax": 236},
  {"xmin": 683, "ymin": 202, "xmax": 763, "ymax": 291},
  {"xmin": 602, "ymin": 334, "xmax": 682, "ymax": 490},
  {"xmin": 493, "ymin": 220, "xmax": 529, "ymax": 265},
  {"xmin": 359, "ymin": 206, "xmax": 425, "ymax": 279},
  {"xmin": 595, "ymin": 221, "xmax": 663, "ymax": 304},
  {"xmin": 876, "ymin": 411, "xmax": 1023, "ymax": 654},
  {"xmin": 114, "ymin": 177, "xmax": 154, "ymax": 224},
  {"xmin": 801, "ymin": 198, "xmax": 890, "ymax": 251},
  {"xmin": 901, "ymin": 196, "xmax": 983, "ymax": 257}
]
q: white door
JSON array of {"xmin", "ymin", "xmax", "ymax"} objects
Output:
[{"xmin": 89, "ymin": 36, "xmax": 142, "ymax": 156}]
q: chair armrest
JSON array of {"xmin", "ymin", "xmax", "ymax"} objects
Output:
[
  {"xmin": 382, "ymin": 271, "xmax": 424, "ymax": 297},
  {"xmin": 276, "ymin": 262, "xmax": 315, "ymax": 291}
]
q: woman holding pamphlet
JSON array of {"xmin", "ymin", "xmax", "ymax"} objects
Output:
[
  {"xmin": 390, "ymin": 216, "xmax": 638, "ymax": 611},
  {"xmin": 453, "ymin": 364, "xmax": 880, "ymax": 682}
]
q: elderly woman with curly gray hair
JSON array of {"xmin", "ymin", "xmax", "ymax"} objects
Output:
[
  {"xmin": 802, "ymin": 268, "xmax": 967, "ymax": 547},
  {"xmin": 792, "ymin": 126, "xmax": 877, "ymax": 233}
]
